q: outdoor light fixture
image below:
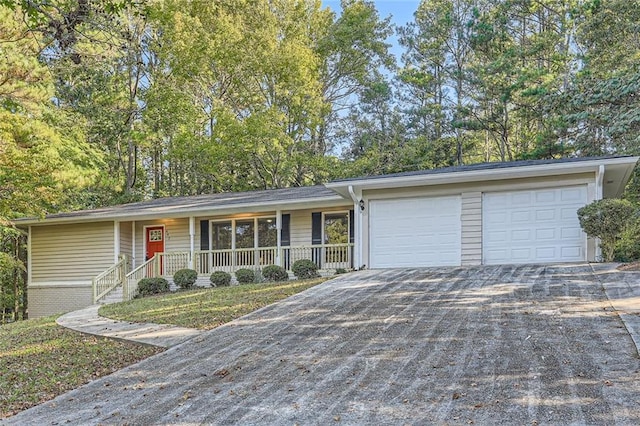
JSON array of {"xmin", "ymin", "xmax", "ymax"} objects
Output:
[{"xmin": 359, "ymin": 199, "xmax": 365, "ymax": 211}]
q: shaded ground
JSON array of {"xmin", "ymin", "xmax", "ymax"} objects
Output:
[{"xmin": 4, "ymin": 264, "xmax": 640, "ymax": 425}]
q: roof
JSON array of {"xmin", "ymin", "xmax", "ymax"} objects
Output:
[
  {"xmin": 18, "ymin": 155, "xmax": 639, "ymax": 226},
  {"xmin": 18, "ymin": 185, "xmax": 348, "ymax": 225},
  {"xmin": 326, "ymin": 155, "xmax": 639, "ymax": 199},
  {"xmin": 331, "ymin": 155, "xmax": 634, "ymax": 182}
]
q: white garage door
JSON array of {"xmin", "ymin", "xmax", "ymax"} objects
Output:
[
  {"xmin": 483, "ymin": 186, "xmax": 587, "ymax": 264},
  {"xmin": 369, "ymin": 195, "xmax": 461, "ymax": 268}
]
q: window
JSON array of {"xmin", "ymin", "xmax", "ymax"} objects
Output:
[
  {"xmin": 235, "ymin": 220, "xmax": 255, "ymax": 249},
  {"xmin": 210, "ymin": 217, "xmax": 277, "ymax": 250},
  {"xmin": 258, "ymin": 218, "xmax": 277, "ymax": 247},
  {"xmin": 211, "ymin": 222, "xmax": 232, "ymax": 250},
  {"xmin": 324, "ymin": 213, "xmax": 349, "ymax": 245}
]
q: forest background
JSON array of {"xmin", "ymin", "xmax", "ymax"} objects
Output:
[{"xmin": 1, "ymin": 0, "xmax": 640, "ymax": 320}]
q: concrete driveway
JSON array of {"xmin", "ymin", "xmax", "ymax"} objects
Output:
[{"xmin": 5, "ymin": 264, "xmax": 640, "ymax": 425}]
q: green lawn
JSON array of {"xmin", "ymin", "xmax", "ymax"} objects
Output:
[
  {"xmin": 99, "ymin": 277, "xmax": 328, "ymax": 330},
  {"xmin": 0, "ymin": 316, "xmax": 162, "ymax": 418}
]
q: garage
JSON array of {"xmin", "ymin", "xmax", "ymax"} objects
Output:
[
  {"xmin": 369, "ymin": 195, "xmax": 461, "ymax": 268},
  {"xmin": 482, "ymin": 186, "xmax": 588, "ymax": 264}
]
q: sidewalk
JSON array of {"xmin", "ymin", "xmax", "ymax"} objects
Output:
[
  {"xmin": 56, "ymin": 305, "xmax": 202, "ymax": 348},
  {"xmin": 590, "ymin": 263, "xmax": 640, "ymax": 355}
]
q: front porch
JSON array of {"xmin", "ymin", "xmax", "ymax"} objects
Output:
[{"xmin": 94, "ymin": 243, "xmax": 354, "ymax": 303}]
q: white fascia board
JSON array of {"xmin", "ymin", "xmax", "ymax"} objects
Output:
[
  {"xmin": 18, "ymin": 195, "xmax": 349, "ymax": 226},
  {"xmin": 326, "ymin": 157, "xmax": 639, "ymax": 196}
]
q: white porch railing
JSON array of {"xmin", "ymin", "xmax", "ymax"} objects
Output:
[
  {"xmin": 194, "ymin": 247, "xmax": 278, "ymax": 274},
  {"xmin": 123, "ymin": 255, "xmax": 158, "ymax": 301},
  {"xmin": 120, "ymin": 244, "xmax": 353, "ymax": 300},
  {"xmin": 282, "ymin": 243, "xmax": 353, "ymax": 271},
  {"xmin": 194, "ymin": 244, "xmax": 353, "ymax": 275},
  {"xmin": 158, "ymin": 251, "xmax": 191, "ymax": 276},
  {"xmin": 92, "ymin": 255, "xmax": 128, "ymax": 303}
]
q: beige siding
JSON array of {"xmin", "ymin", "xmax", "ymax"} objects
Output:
[
  {"xmin": 288, "ymin": 206, "xmax": 352, "ymax": 247},
  {"xmin": 135, "ymin": 218, "xmax": 190, "ymax": 260},
  {"xmin": 461, "ymin": 192, "xmax": 482, "ymax": 265},
  {"xmin": 120, "ymin": 221, "xmax": 133, "ymax": 260},
  {"xmin": 28, "ymin": 284, "xmax": 92, "ymax": 318},
  {"xmin": 30, "ymin": 222, "xmax": 114, "ymax": 283}
]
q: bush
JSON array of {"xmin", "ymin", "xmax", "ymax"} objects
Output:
[
  {"xmin": 262, "ymin": 265, "xmax": 288, "ymax": 282},
  {"xmin": 173, "ymin": 268, "xmax": 198, "ymax": 289},
  {"xmin": 137, "ymin": 277, "xmax": 170, "ymax": 297},
  {"xmin": 577, "ymin": 199, "xmax": 635, "ymax": 261},
  {"xmin": 335, "ymin": 268, "xmax": 347, "ymax": 275},
  {"xmin": 210, "ymin": 271, "xmax": 231, "ymax": 287},
  {"xmin": 235, "ymin": 268, "xmax": 255, "ymax": 284},
  {"xmin": 292, "ymin": 259, "xmax": 319, "ymax": 279}
]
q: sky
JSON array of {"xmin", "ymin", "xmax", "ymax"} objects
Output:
[{"xmin": 321, "ymin": 0, "xmax": 421, "ymax": 63}]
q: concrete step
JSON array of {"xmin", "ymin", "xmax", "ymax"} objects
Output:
[{"xmin": 98, "ymin": 286, "xmax": 123, "ymax": 305}]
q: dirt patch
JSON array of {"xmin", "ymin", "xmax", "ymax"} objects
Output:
[{"xmin": 617, "ymin": 261, "xmax": 640, "ymax": 271}]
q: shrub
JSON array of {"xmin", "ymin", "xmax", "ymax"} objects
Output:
[
  {"xmin": 210, "ymin": 271, "xmax": 231, "ymax": 287},
  {"xmin": 577, "ymin": 199, "xmax": 635, "ymax": 261},
  {"xmin": 262, "ymin": 265, "xmax": 288, "ymax": 282},
  {"xmin": 292, "ymin": 259, "xmax": 319, "ymax": 279},
  {"xmin": 235, "ymin": 268, "xmax": 255, "ymax": 284},
  {"xmin": 335, "ymin": 268, "xmax": 347, "ymax": 275},
  {"xmin": 137, "ymin": 277, "xmax": 170, "ymax": 297},
  {"xmin": 173, "ymin": 268, "xmax": 198, "ymax": 289}
]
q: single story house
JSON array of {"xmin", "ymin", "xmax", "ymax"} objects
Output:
[{"xmin": 16, "ymin": 155, "xmax": 638, "ymax": 317}]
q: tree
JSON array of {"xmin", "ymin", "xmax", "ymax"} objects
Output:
[{"xmin": 577, "ymin": 199, "xmax": 635, "ymax": 262}]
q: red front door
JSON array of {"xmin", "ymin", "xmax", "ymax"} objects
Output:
[{"xmin": 146, "ymin": 227, "xmax": 165, "ymax": 274}]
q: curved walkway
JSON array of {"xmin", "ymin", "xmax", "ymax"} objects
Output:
[{"xmin": 56, "ymin": 305, "xmax": 202, "ymax": 348}]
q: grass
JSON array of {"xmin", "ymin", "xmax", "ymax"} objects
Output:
[
  {"xmin": 1, "ymin": 277, "xmax": 327, "ymax": 418},
  {"xmin": 0, "ymin": 316, "xmax": 162, "ymax": 418},
  {"xmin": 99, "ymin": 277, "xmax": 328, "ymax": 330}
]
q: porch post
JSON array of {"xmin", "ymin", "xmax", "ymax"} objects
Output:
[
  {"xmin": 189, "ymin": 216, "xmax": 195, "ymax": 269},
  {"xmin": 27, "ymin": 226, "xmax": 32, "ymax": 286},
  {"xmin": 114, "ymin": 221, "xmax": 120, "ymax": 264},
  {"xmin": 276, "ymin": 210, "xmax": 282, "ymax": 267}
]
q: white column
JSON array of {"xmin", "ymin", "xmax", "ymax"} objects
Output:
[
  {"xmin": 189, "ymin": 216, "xmax": 195, "ymax": 269},
  {"xmin": 276, "ymin": 210, "xmax": 282, "ymax": 266},
  {"xmin": 348, "ymin": 185, "xmax": 363, "ymax": 270},
  {"xmin": 114, "ymin": 221, "xmax": 120, "ymax": 263},
  {"xmin": 131, "ymin": 221, "xmax": 136, "ymax": 268},
  {"xmin": 27, "ymin": 226, "xmax": 32, "ymax": 286}
]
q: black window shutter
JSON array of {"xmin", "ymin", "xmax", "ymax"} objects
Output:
[
  {"xmin": 349, "ymin": 209, "xmax": 354, "ymax": 244},
  {"xmin": 311, "ymin": 212, "xmax": 322, "ymax": 245},
  {"xmin": 281, "ymin": 214, "xmax": 291, "ymax": 246},
  {"xmin": 200, "ymin": 220, "xmax": 209, "ymax": 250}
]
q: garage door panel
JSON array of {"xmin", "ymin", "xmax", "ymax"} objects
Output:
[
  {"xmin": 483, "ymin": 186, "xmax": 587, "ymax": 264},
  {"xmin": 369, "ymin": 196, "xmax": 461, "ymax": 268}
]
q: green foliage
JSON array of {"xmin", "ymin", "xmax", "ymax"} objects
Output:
[
  {"xmin": 262, "ymin": 265, "xmax": 289, "ymax": 282},
  {"xmin": 335, "ymin": 268, "xmax": 347, "ymax": 275},
  {"xmin": 577, "ymin": 199, "xmax": 636, "ymax": 262},
  {"xmin": 136, "ymin": 278, "xmax": 169, "ymax": 297},
  {"xmin": 173, "ymin": 269, "xmax": 198, "ymax": 289},
  {"xmin": 235, "ymin": 268, "xmax": 255, "ymax": 285},
  {"xmin": 210, "ymin": 271, "xmax": 231, "ymax": 287},
  {"xmin": 613, "ymin": 218, "xmax": 640, "ymax": 262},
  {"xmin": 292, "ymin": 259, "xmax": 319, "ymax": 280}
]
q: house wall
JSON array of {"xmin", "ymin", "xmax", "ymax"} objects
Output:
[
  {"xmin": 360, "ymin": 172, "xmax": 598, "ymax": 267},
  {"xmin": 288, "ymin": 206, "xmax": 352, "ymax": 247},
  {"xmin": 119, "ymin": 221, "xmax": 133, "ymax": 261},
  {"xmin": 28, "ymin": 221, "xmax": 114, "ymax": 318},
  {"xmin": 134, "ymin": 218, "xmax": 191, "ymax": 262}
]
